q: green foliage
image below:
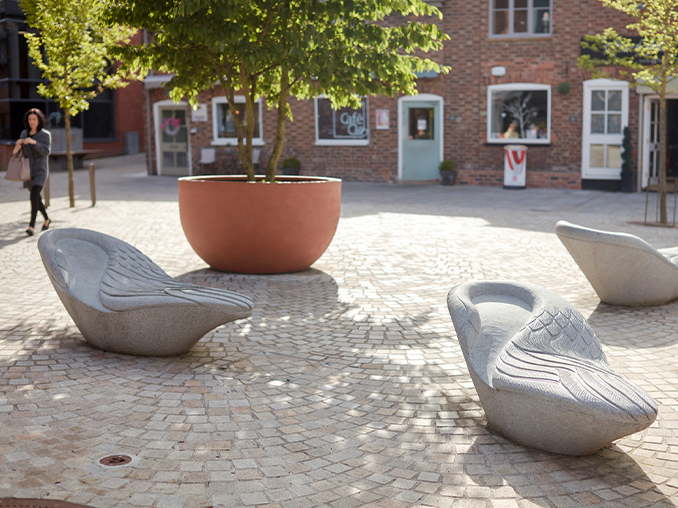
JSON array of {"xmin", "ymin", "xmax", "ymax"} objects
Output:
[
  {"xmin": 578, "ymin": 1, "xmax": 678, "ymax": 96},
  {"xmin": 578, "ymin": 0, "xmax": 678, "ymax": 222},
  {"xmin": 108, "ymin": 0, "xmax": 450, "ymax": 181},
  {"xmin": 21, "ymin": 0, "xmax": 138, "ymax": 208},
  {"xmin": 439, "ymin": 159, "xmax": 456, "ymax": 172},
  {"xmin": 21, "ymin": 0, "xmax": 137, "ymax": 117},
  {"xmin": 622, "ymin": 126, "xmax": 633, "ymax": 173},
  {"xmin": 281, "ymin": 156, "xmax": 300, "ymax": 168}
]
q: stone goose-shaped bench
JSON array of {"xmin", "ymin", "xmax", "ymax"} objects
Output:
[
  {"xmin": 38, "ymin": 228, "xmax": 254, "ymax": 356},
  {"xmin": 556, "ymin": 220, "xmax": 678, "ymax": 306},
  {"xmin": 447, "ymin": 280, "xmax": 657, "ymax": 455}
]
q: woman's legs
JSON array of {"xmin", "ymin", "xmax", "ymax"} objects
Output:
[{"xmin": 29, "ymin": 185, "xmax": 49, "ymax": 228}]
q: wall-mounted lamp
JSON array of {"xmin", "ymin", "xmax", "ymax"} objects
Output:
[{"xmin": 491, "ymin": 66, "xmax": 507, "ymax": 77}]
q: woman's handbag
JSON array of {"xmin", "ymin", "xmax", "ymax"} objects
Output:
[{"xmin": 4, "ymin": 151, "xmax": 30, "ymax": 182}]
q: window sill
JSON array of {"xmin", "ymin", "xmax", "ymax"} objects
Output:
[
  {"xmin": 486, "ymin": 141, "xmax": 551, "ymax": 147},
  {"xmin": 487, "ymin": 36, "xmax": 552, "ymax": 42},
  {"xmin": 315, "ymin": 140, "xmax": 370, "ymax": 146},
  {"xmin": 211, "ymin": 139, "xmax": 265, "ymax": 147}
]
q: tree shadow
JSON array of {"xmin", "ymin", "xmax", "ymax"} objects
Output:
[{"xmin": 0, "ymin": 220, "xmax": 33, "ymax": 250}]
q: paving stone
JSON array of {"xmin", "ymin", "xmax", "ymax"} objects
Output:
[{"xmin": 2, "ymin": 156, "xmax": 678, "ymax": 507}]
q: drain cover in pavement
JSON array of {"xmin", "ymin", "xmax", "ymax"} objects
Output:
[
  {"xmin": 99, "ymin": 454, "xmax": 132, "ymax": 466},
  {"xmin": 0, "ymin": 500, "xmax": 93, "ymax": 508}
]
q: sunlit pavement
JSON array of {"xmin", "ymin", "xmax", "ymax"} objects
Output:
[{"xmin": 1, "ymin": 155, "xmax": 677, "ymax": 508}]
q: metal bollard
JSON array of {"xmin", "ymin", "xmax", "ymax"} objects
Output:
[
  {"xmin": 89, "ymin": 163, "xmax": 96, "ymax": 207},
  {"xmin": 44, "ymin": 176, "xmax": 50, "ymax": 208}
]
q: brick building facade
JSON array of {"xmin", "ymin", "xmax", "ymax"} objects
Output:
[
  {"xmin": 146, "ymin": 0, "xmax": 676, "ymax": 191},
  {"xmin": 0, "ymin": 3, "xmax": 146, "ymax": 172}
]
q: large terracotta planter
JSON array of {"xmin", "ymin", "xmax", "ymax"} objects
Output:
[{"xmin": 178, "ymin": 175, "xmax": 342, "ymax": 273}]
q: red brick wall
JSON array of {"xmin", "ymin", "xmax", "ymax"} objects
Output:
[
  {"xmin": 146, "ymin": 1, "xmax": 642, "ymax": 188},
  {"xmin": 442, "ymin": 0, "xmax": 639, "ymax": 187}
]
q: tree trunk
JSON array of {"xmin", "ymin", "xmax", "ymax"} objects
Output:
[
  {"xmin": 266, "ymin": 65, "xmax": 290, "ymax": 182},
  {"xmin": 222, "ymin": 79, "xmax": 255, "ymax": 181},
  {"xmin": 65, "ymin": 109, "xmax": 75, "ymax": 208}
]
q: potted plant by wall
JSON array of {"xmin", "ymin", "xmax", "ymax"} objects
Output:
[
  {"xmin": 621, "ymin": 126, "xmax": 634, "ymax": 193},
  {"xmin": 111, "ymin": 1, "xmax": 447, "ymax": 273},
  {"xmin": 280, "ymin": 156, "xmax": 301, "ymax": 176},
  {"xmin": 439, "ymin": 159, "xmax": 456, "ymax": 186}
]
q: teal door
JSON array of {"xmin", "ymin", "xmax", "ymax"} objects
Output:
[{"xmin": 401, "ymin": 100, "xmax": 441, "ymax": 181}]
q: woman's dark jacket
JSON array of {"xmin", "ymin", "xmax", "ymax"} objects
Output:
[{"xmin": 20, "ymin": 129, "xmax": 51, "ymax": 187}]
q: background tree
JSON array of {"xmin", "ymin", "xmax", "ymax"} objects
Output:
[
  {"xmin": 21, "ymin": 0, "xmax": 137, "ymax": 207},
  {"xmin": 109, "ymin": 0, "xmax": 448, "ymax": 181},
  {"xmin": 578, "ymin": 0, "xmax": 678, "ymax": 224}
]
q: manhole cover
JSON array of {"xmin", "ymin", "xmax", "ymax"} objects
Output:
[
  {"xmin": 99, "ymin": 454, "xmax": 132, "ymax": 466},
  {"xmin": 0, "ymin": 500, "xmax": 93, "ymax": 508}
]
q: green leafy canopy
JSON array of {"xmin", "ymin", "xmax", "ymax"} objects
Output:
[
  {"xmin": 578, "ymin": 0, "xmax": 678, "ymax": 95},
  {"xmin": 107, "ymin": 0, "xmax": 450, "ymax": 180},
  {"xmin": 21, "ymin": 0, "xmax": 138, "ymax": 116},
  {"xmin": 578, "ymin": 0, "xmax": 678, "ymax": 223}
]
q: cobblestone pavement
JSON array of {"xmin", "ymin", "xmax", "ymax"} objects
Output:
[{"xmin": 1, "ymin": 156, "xmax": 678, "ymax": 508}]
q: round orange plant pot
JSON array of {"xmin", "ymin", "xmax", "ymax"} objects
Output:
[{"xmin": 178, "ymin": 175, "xmax": 342, "ymax": 274}]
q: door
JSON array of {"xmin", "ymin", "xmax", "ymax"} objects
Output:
[
  {"xmin": 582, "ymin": 80, "xmax": 628, "ymax": 180},
  {"xmin": 400, "ymin": 100, "xmax": 442, "ymax": 181},
  {"xmin": 642, "ymin": 98, "xmax": 660, "ymax": 188},
  {"xmin": 159, "ymin": 107, "xmax": 189, "ymax": 176}
]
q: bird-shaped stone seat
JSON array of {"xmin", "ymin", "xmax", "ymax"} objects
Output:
[
  {"xmin": 556, "ymin": 220, "xmax": 678, "ymax": 306},
  {"xmin": 447, "ymin": 280, "xmax": 657, "ymax": 455},
  {"xmin": 38, "ymin": 228, "xmax": 253, "ymax": 356}
]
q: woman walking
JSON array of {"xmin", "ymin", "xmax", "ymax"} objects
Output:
[{"xmin": 14, "ymin": 108, "xmax": 51, "ymax": 236}]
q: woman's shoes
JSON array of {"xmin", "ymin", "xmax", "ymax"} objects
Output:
[
  {"xmin": 25, "ymin": 227, "xmax": 34, "ymax": 236},
  {"xmin": 42, "ymin": 219, "xmax": 51, "ymax": 231}
]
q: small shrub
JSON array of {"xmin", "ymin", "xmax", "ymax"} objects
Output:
[
  {"xmin": 439, "ymin": 159, "xmax": 456, "ymax": 172},
  {"xmin": 621, "ymin": 127, "xmax": 633, "ymax": 173},
  {"xmin": 281, "ymin": 156, "xmax": 301, "ymax": 168}
]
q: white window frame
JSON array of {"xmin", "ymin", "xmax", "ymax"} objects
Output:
[
  {"xmin": 487, "ymin": 83, "xmax": 551, "ymax": 144},
  {"xmin": 581, "ymin": 79, "xmax": 629, "ymax": 180},
  {"xmin": 314, "ymin": 95, "xmax": 370, "ymax": 146},
  {"xmin": 489, "ymin": 0, "xmax": 552, "ymax": 38},
  {"xmin": 211, "ymin": 96, "xmax": 264, "ymax": 146}
]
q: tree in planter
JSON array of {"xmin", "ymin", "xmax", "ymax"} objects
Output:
[
  {"xmin": 578, "ymin": 0, "xmax": 678, "ymax": 223},
  {"xmin": 21, "ymin": 0, "xmax": 137, "ymax": 208},
  {"xmin": 108, "ymin": 0, "xmax": 448, "ymax": 182}
]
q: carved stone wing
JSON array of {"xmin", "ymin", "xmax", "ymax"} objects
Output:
[
  {"xmin": 99, "ymin": 241, "xmax": 252, "ymax": 313},
  {"xmin": 492, "ymin": 307, "xmax": 656, "ymax": 426}
]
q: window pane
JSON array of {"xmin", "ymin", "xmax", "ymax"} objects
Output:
[
  {"xmin": 83, "ymin": 101, "xmax": 114, "ymax": 139},
  {"xmin": 514, "ymin": 9, "xmax": 528, "ymax": 33},
  {"xmin": 175, "ymin": 110, "xmax": 187, "ymax": 143},
  {"xmin": 607, "ymin": 145, "xmax": 621, "ymax": 168},
  {"xmin": 163, "ymin": 151, "xmax": 175, "ymax": 168},
  {"xmin": 591, "ymin": 91, "xmax": 605, "ymax": 111},
  {"xmin": 515, "ymin": 0, "xmax": 527, "ymax": 7},
  {"xmin": 493, "ymin": 10, "xmax": 509, "ymax": 35},
  {"xmin": 218, "ymin": 102, "xmax": 259, "ymax": 139},
  {"xmin": 317, "ymin": 98, "xmax": 368, "ymax": 140},
  {"xmin": 161, "ymin": 109, "xmax": 186, "ymax": 143},
  {"xmin": 607, "ymin": 114, "xmax": 621, "ymax": 134},
  {"xmin": 591, "ymin": 114, "xmax": 605, "ymax": 134},
  {"xmin": 176, "ymin": 151, "xmax": 188, "ymax": 168},
  {"xmin": 534, "ymin": 8, "xmax": 551, "ymax": 33},
  {"xmin": 590, "ymin": 144, "xmax": 605, "ymax": 167},
  {"xmin": 608, "ymin": 90, "xmax": 622, "ymax": 111},
  {"xmin": 490, "ymin": 89, "xmax": 549, "ymax": 140},
  {"xmin": 534, "ymin": 0, "xmax": 550, "ymax": 6},
  {"xmin": 409, "ymin": 108, "xmax": 434, "ymax": 139},
  {"xmin": 494, "ymin": 0, "xmax": 509, "ymax": 8}
]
